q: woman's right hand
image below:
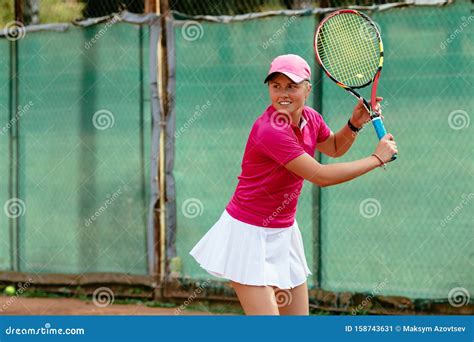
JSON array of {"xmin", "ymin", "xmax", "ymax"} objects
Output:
[{"xmin": 374, "ymin": 133, "xmax": 398, "ymax": 163}]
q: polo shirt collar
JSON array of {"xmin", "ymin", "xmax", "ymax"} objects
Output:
[{"xmin": 299, "ymin": 115, "xmax": 308, "ymax": 130}]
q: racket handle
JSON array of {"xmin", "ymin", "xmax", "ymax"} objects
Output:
[{"xmin": 371, "ymin": 117, "xmax": 397, "ymax": 161}]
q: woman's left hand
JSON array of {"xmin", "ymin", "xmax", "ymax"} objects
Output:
[{"xmin": 350, "ymin": 97, "xmax": 383, "ymax": 129}]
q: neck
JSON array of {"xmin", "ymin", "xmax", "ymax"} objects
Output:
[{"xmin": 291, "ymin": 108, "xmax": 303, "ymax": 126}]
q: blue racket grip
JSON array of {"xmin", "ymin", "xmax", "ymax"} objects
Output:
[{"xmin": 372, "ymin": 117, "xmax": 397, "ymax": 161}]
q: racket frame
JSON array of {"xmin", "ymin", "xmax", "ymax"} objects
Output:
[
  {"xmin": 314, "ymin": 9, "xmax": 384, "ymax": 117},
  {"xmin": 314, "ymin": 9, "xmax": 396, "ymax": 159}
]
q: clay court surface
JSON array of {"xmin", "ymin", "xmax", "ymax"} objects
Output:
[{"xmin": 0, "ymin": 296, "xmax": 220, "ymax": 315}]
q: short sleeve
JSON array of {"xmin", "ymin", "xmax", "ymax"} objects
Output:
[
  {"xmin": 316, "ymin": 114, "xmax": 331, "ymax": 143},
  {"xmin": 257, "ymin": 126, "xmax": 306, "ymax": 165}
]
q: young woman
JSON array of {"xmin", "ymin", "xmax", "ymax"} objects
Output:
[{"xmin": 190, "ymin": 54, "xmax": 398, "ymax": 315}]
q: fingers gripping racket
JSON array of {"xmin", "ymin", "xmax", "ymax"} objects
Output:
[{"xmin": 314, "ymin": 9, "xmax": 397, "ymax": 161}]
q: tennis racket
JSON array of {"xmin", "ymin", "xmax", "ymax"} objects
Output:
[{"xmin": 314, "ymin": 9, "xmax": 397, "ymax": 161}]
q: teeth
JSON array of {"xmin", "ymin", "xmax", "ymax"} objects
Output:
[{"xmin": 279, "ymin": 101, "xmax": 291, "ymax": 105}]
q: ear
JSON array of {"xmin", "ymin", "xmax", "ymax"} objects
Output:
[{"xmin": 305, "ymin": 82, "xmax": 312, "ymax": 100}]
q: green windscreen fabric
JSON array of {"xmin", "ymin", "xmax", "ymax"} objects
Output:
[
  {"xmin": 174, "ymin": 15, "xmax": 319, "ymax": 287},
  {"xmin": 12, "ymin": 23, "xmax": 151, "ymax": 274},
  {"xmin": 320, "ymin": 1, "xmax": 473, "ymax": 299},
  {"xmin": 0, "ymin": 39, "xmax": 11, "ymax": 271}
]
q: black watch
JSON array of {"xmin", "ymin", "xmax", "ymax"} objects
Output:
[{"xmin": 347, "ymin": 119, "xmax": 361, "ymax": 133}]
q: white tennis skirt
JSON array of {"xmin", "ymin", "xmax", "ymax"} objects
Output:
[{"xmin": 189, "ymin": 210, "xmax": 312, "ymax": 289}]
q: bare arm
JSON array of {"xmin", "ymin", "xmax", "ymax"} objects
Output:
[
  {"xmin": 285, "ymin": 153, "xmax": 380, "ymax": 187},
  {"xmin": 316, "ymin": 97, "xmax": 385, "ymax": 158},
  {"xmin": 286, "ymin": 133, "xmax": 398, "ymax": 187},
  {"xmin": 315, "ymin": 124, "xmax": 357, "ymax": 158}
]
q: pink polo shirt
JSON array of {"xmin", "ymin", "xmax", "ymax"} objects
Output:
[{"xmin": 226, "ymin": 105, "xmax": 331, "ymax": 228}]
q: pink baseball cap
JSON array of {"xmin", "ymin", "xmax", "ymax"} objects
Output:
[{"xmin": 264, "ymin": 54, "xmax": 311, "ymax": 84}]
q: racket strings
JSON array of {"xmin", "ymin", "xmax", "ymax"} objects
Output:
[
  {"xmin": 320, "ymin": 15, "xmax": 377, "ymax": 85},
  {"xmin": 341, "ymin": 15, "xmax": 378, "ymax": 78},
  {"xmin": 318, "ymin": 15, "xmax": 377, "ymax": 85},
  {"xmin": 316, "ymin": 13, "xmax": 381, "ymax": 87},
  {"xmin": 322, "ymin": 16, "xmax": 378, "ymax": 85},
  {"xmin": 338, "ymin": 16, "xmax": 378, "ymax": 85},
  {"xmin": 325, "ymin": 16, "xmax": 366, "ymax": 83}
]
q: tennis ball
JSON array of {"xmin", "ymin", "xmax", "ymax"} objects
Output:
[{"xmin": 4, "ymin": 285, "xmax": 16, "ymax": 296}]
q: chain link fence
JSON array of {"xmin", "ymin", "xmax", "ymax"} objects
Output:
[
  {"xmin": 0, "ymin": 16, "xmax": 154, "ymax": 275},
  {"xmin": 0, "ymin": 0, "xmax": 408, "ymax": 26}
]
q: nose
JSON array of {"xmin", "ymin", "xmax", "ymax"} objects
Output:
[{"xmin": 274, "ymin": 86, "xmax": 288, "ymax": 95}]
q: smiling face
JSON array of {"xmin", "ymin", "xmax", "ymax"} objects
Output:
[{"xmin": 268, "ymin": 73, "xmax": 311, "ymax": 118}]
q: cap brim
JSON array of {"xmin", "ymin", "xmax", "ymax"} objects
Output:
[{"xmin": 264, "ymin": 71, "xmax": 307, "ymax": 84}]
